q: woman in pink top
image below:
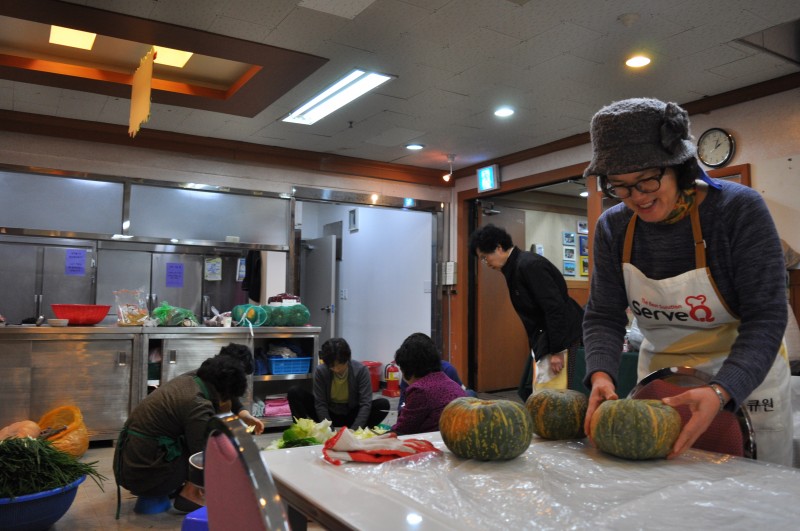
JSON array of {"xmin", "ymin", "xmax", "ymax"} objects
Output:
[{"xmin": 391, "ymin": 333, "xmax": 467, "ymax": 435}]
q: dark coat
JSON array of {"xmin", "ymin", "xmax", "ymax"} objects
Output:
[
  {"xmin": 501, "ymin": 247, "xmax": 584, "ymax": 356},
  {"xmin": 114, "ymin": 373, "xmax": 219, "ymax": 496}
]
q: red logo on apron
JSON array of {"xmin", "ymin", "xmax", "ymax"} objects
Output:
[{"xmin": 685, "ymin": 295, "xmax": 714, "ymax": 322}]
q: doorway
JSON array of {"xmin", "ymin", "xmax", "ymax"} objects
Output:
[
  {"xmin": 295, "ymin": 198, "xmax": 442, "ymax": 369},
  {"xmin": 467, "ymin": 178, "xmax": 590, "ymax": 392}
]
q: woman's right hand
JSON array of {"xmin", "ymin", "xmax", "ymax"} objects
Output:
[{"xmin": 583, "ymin": 372, "xmax": 618, "ymax": 441}]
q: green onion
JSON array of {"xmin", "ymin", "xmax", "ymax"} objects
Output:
[{"xmin": 0, "ymin": 437, "xmax": 106, "ymax": 498}]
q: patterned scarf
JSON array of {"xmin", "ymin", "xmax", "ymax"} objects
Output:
[{"xmin": 659, "ymin": 186, "xmax": 696, "ymax": 225}]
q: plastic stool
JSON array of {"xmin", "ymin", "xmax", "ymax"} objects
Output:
[
  {"xmin": 133, "ymin": 495, "xmax": 171, "ymax": 514},
  {"xmin": 181, "ymin": 506, "xmax": 209, "ymax": 531}
]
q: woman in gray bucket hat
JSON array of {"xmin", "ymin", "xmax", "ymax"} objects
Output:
[{"xmin": 581, "ymin": 98, "xmax": 793, "ymax": 465}]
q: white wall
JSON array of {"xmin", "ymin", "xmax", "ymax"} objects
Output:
[{"xmin": 301, "ymin": 202, "xmax": 433, "ymax": 367}]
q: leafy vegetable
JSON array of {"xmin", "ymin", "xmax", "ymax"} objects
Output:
[
  {"xmin": 0, "ymin": 437, "xmax": 106, "ymax": 498},
  {"xmin": 281, "ymin": 437, "xmax": 319, "ymax": 448},
  {"xmin": 264, "ymin": 418, "xmax": 335, "ymax": 450}
]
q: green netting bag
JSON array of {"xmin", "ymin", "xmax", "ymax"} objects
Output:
[{"xmin": 286, "ymin": 303, "xmax": 311, "ymax": 326}]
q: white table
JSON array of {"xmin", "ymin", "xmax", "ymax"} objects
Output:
[{"xmin": 261, "ymin": 432, "xmax": 800, "ymax": 530}]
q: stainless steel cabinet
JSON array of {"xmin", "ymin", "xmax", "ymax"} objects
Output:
[
  {"xmin": 96, "ymin": 245, "xmax": 248, "ymax": 324},
  {"xmin": 0, "ymin": 237, "xmax": 95, "ymax": 324},
  {"xmin": 0, "ymin": 328, "xmax": 138, "ymax": 440}
]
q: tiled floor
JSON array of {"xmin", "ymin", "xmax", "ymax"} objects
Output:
[
  {"xmin": 51, "ymin": 392, "xmax": 401, "ymax": 530},
  {"xmin": 50, "ymin": 390, "xmax": 514, "ymax": 530}
]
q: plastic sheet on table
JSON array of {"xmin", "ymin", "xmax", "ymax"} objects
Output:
[{"xmin": 311, "ymin": 437, "xmax": 800, "ymax": 530}]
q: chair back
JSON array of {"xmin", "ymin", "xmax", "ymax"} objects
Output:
[
  {"xmin": 629, "ymin": 367, "xmax": 756, "ymax": 459},
  {"xmin": 204, "ymin": 414, "xmax": 289, "ymax": 531}
]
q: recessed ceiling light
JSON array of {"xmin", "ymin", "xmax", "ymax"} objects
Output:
[
  {"xmin": 153, "ymin": 45, "xmax": 193, "ymax": 68},
  {"xmin": 405, "ymin": 143, "xmax": 424, "ymax": 150},
  {"xmin": 626, "ymin": 55, "xmax": 651, "ymax": 68},
  {"xmin": 283, "ymin": 69, "xmax": 394, "ymax": 125},
  {"xmin": 49, "ymin": 26, "xmax": 96, "ymax": 50},
  {"xmin": 494, "ymin": 106, "xmax": 514, "ymax": 118}
]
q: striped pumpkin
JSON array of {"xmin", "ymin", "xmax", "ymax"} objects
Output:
[
  {"xmin": 439, "ymin": 397, "xmax": 533, "ymax": 460},
  {"xmin": 525, "ymin": 389, "xmax": 587, "ymax": 440},
  {"xmin": 590, "ymin": 399, "xmax": 681, "ymax": 460}
]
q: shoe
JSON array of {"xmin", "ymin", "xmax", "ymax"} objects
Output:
[{"xmin": 173, "ymin": 494, "xmax": 204, "ymax": 514}]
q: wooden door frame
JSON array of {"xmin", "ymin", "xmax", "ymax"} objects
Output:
[
  {"xmin": 450, "ymin": 162, "xmax": 751, "ymax": 383},
  {"xmin": 452, "ymin": 162, "xmax": 590, "ymax": 382}
]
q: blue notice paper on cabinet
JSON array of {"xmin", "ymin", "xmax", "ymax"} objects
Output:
[
  {"xmin": 65, "ymin": 249, "xmax": 86, "ymax": 276},
  {"xmin": 166, "ymin": 262, "xmax": 184, "ymax": 288}
]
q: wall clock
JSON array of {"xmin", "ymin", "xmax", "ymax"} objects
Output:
[{"xmin": 697, "ymin": 128, "xmax": 735, "ymax": 168}]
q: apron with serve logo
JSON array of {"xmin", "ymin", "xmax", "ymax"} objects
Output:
[{"xmin": 622, "ymin": 190, "xmax": 792, "ymax": 466}]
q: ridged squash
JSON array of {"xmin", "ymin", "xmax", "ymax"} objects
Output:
[
  {"xmin": 590, "ymin": 399, "xmax": 681, "ymax": 460},
  {"xmin": 439, "ymin": 397, "xmax": 533, "ymax": 460},
  {"xmin": 525, "ymin": 389, "xmax": 587, "ymax": 440}
]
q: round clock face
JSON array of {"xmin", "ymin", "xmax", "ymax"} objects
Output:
[{"xmin": 697, "ymin": 128, "xmax": 735, "ymax": 168}]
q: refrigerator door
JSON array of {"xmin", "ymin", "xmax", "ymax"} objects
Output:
[
  {"xmin": 0, "ymin": 242, "xmax": 39, "ymax": 324},
  {"xmin": 96, "ymin": 249, "xmax": 153, "ymax": 324},
  {"xmin": 202, "ymin": 254, "xmax": 249, "ymax": 317},
  {"xmin": 41, "ymin": 245, "xmax": 95, "ymax": 319},
  {"xmin": 151, "ymin": 253, "xmax": 203, "ymax": 318}
]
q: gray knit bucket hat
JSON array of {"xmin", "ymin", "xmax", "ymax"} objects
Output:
[{"xmin": 583, "ymin": 98, "xmax": 696, "ymax": 177}]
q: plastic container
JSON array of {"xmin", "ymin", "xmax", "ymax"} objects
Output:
[
  {"xmin": 267, "ymin": 357, "xmax": 312, "ymax": 375},
  {"xmin": 181, "ymin": 506, "xmax": 209, "ymax": 531},
  {"xmin": 0, "ymin": 475, "xmax": 85, "ymax": 531},
  {"xmin": 362, "ymin": 361, "xmax": 382, "ymax": 392},
  {"xmin": 51, "ymin": 304, "xmax": 111, "ymax": 326}
]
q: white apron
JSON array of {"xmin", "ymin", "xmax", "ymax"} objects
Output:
[{"xmin": 623, "ymin": 191, "xmax": 793, "ymax": 466}]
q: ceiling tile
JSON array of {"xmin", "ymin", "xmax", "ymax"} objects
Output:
[{"xmin": 1, "ymin": 0, "xmax": 799, "ymax": 169}]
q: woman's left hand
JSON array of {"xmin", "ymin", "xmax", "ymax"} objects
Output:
[{"xmin": 661, "ymin": 386, "xmax": 725, "ymax": 459}]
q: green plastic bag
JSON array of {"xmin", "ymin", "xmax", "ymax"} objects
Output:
[{"xmin": 152, "ymin": 301, "xmax": 199, "ymax": 327}]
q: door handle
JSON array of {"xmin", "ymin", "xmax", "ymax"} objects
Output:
[
  {"xmin": 117, "ymin": 351, "xmax": 127, "ymax": 366},
  {"xmin": 321, "ymin": 304, "xmax": 335, "ymax": 314},
  {"xmin": 168, "ymin": 349, "xmax": 177, "ymax": 364}
]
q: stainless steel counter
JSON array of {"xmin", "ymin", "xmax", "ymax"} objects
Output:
[{"xmin": 0, "ymin": 325, "xmax": 320, "ymax": 438}]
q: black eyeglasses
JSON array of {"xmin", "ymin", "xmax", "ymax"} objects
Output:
[{"xmin": 604, "ymin": 168, "xmax": 666, "ymax": 199}]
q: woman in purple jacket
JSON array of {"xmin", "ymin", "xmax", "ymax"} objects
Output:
[{"xmin": 392, "ymin": 333, "xmax": 467, "ymax": 435}]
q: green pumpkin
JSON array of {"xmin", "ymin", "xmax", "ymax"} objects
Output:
[
  {"xmin": 525, "ymin": 389, "xmax": 587, "ymax": 440},
  {"xmin": 439, "ymin": 397, "xmax": 533, "ymax": 461},
  {"xmin": 590, "ymin": 399, "xmax": 681, "ymax": 460},
  {"xmin": 286, "ymin": 304, "xmax": 311, "ymax": 326}
]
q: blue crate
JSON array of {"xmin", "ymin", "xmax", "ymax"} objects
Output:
[{"xmin": 267, "ymin": 356, "xmax": 312, "ymax": 375}]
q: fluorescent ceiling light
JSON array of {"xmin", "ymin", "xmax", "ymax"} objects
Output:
[
  {"xmin": 580, "ymin": 190, "xmax": 589, "ymax": 198},
  {"xmin": 405, "ymin": 143, "xmax": 424, "ymax": 150},
  {"xmin": 153, "ymin": 45, "xmax": 194, "ymax": 68},
  {"xmin": 283, "ymin": 69, "xmax": 394, "ymax": 125},
  {"xmin": 49, "ymin": 26, "xmax": 97, "ymax": 50},
  {"xmin": 494, "ymin": 106, "xmax": 514, "ymax": 117},
  {"xmin": 626, "ymin": 55, "xmax": 651, "ymax": 68}
]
